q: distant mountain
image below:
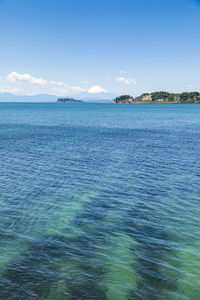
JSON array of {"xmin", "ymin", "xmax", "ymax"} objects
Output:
[
  {"xmin": 72, "ymin": 91, "xmax": 116, "ymax": 102},
  {"xmin": 0, "ymin": 92, "xmax": 115, "ymax": 102},
  {"xmin": 0, "ymin": 93, "xmax": 57, "ymax": 102}
]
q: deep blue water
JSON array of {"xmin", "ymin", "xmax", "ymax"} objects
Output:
[{"xmin": 0, "ymin": 103, "xmax": 200, "ymax": 299}]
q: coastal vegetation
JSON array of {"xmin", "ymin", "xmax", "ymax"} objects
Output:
[
  {"xmin": 113, "ymin": 95, "xmax": 134, "ymax": 103},
  {"xmin": 57, "ymin": 97, "xmax": 83, "ymax": 103},
  {"xmin": 113, "ymin": 92, "xmax": 200, "ymax": 103}
]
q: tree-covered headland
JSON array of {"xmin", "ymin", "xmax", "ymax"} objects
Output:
[{"xmin": 113, "ymin": 92, "xmax": 200, "ymax": 103}]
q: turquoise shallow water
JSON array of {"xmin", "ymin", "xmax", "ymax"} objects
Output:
[{"xmin": 0, "ymin": 102, "xmax": 200, "ymax": 299}]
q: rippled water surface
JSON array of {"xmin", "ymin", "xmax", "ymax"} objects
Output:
[{"xmin": 0, "ymin": 103, "xmax": 200, "ymax": 300}]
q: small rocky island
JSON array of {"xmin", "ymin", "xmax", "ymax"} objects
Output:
[
  {"xmin": 113, "ymin": 92, "xmax": 200, "ymax": 103},
  {"xmin": 57, "ymin": 97, "xmax": 83, "ymax": 103}
]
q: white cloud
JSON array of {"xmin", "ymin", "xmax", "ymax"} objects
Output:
[
  {"xmin": 71, "ymin": 86, "xmax": 86, "ymax": 93},
  {"xmin": 7, "ymin": 72, "xmax": 48, "ymax": 86},
  {"xmin": 82, "ymin": 80, "xmax": 90, "ymax": 85},
  {"xmin": 115, "ymin": 77, "xmax": 137, "ymax": 85},
  {"xmin": 187, "ymin": 84, "xmax": 199, "ymax": 89},
  {"xmin": 7, "ymin": 72, "xmax": 71, "ymax": 88},
  {"xmin": 53, "ymin": 85, "xmax": 86, "ymax": 95},
  {"xmin": 50, "ymin": 80, "xmax": 66, "ymax": 86},
  {"xmin": 5, "ymin": 71, "xmax": 88, "ymax": 95},
  {"xmin": 2, "ymin": 71, "xmax": 108, "ymax": 96},
  {"xmin": 0, "ymin": 86, "xmax": 8, "ymax": 93},
  {"xmin": 120, "ymin": 70, "xmax": 126, "ymax": 74},
  {"xmin": 0, "ymin": 86, "xmax": 23, "ymax": 94},
  {"xmin": 87, "ymin": 85, "xmax": 107, "ymax": 94}
]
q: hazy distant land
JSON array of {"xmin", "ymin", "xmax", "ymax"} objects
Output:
[
  {"xmin": 0, "ymin": 92, "xmax": 115, "ymax": 103},
  {"xmin": 57, "ymin": 97, "xmax": 83, "ymax": 103},
  {"xmin": 0, "ymin": 91, "xmax": 200, "ymax": 104}
]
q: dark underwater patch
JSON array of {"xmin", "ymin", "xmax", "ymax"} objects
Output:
[{"xmin": 124, "ymin": 201, "xmax": 179, "ymax": 300}]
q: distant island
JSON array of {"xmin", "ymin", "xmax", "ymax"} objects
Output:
[
  {"xmin": 113, "ymin": 92, "xmax": 200, "ymax": 103},
  {"xmin": 57, "ymin": 97, "xmax": 83, "ymax": 103}
]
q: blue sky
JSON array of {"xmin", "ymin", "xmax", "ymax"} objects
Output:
[{"xmin": 0, "ymin": 0, "xmax": 200, "ymax": 97}]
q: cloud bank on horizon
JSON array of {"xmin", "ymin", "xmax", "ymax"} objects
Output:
[
  {"xmin": 0, "ymin": 71, "xmax": 139, "ymax": 96},
  {"xmin": 115, "ymin": 77, "xmax": 137, "ymax": 86},
  {"xmin": 0, "ymin": 72, "xmax": 109, "ymax": 96}
]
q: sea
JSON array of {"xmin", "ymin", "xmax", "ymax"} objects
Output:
[{"xmin": 0, "ymin": 102, "xmax": 200, "ymax": 300}]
